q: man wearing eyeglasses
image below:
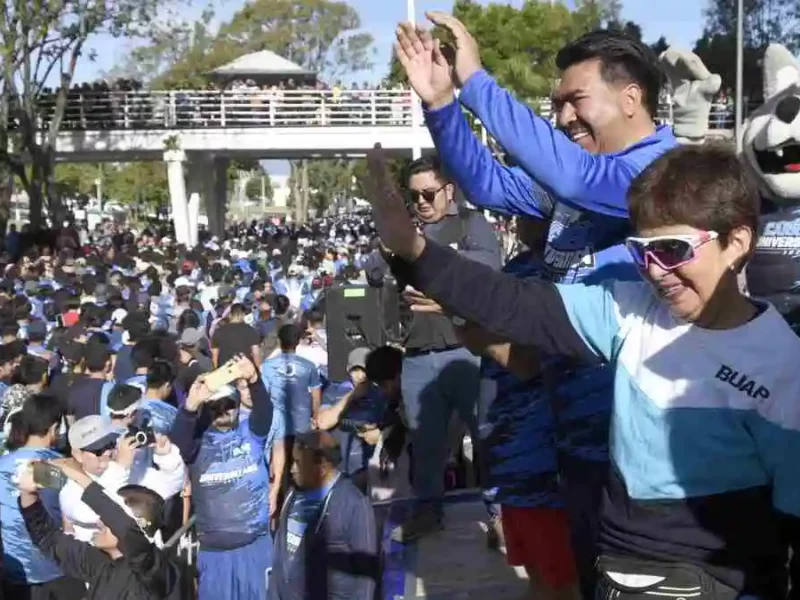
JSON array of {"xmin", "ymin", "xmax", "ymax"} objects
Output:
[
  {"xmin": 384, "ymin": 155, "xmax": 501, "ymax": 542},
  {"xmin": 60, "ymin": 415, "xmax": 137, "ymax": 542}
]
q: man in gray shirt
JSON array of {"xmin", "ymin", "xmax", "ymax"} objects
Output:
[{"xmin": 381, "ymin": 155, "xmax": 502, "ymax": 541}]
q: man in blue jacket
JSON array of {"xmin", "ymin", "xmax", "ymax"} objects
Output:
[
  {"xmin": 270, "ymin": 430, "xmax": 378, "ymax": 600},
  {"xmin": 395, "ymin": 15, "xmax": 677, "ymax": 599}
]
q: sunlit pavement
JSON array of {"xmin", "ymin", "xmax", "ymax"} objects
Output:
[{"xmin": 382, "ymin": 493, "xmax": 529, "ymax": 599}]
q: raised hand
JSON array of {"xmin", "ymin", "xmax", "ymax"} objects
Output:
[
  {"xmin": 364, "ymin": 144, "xmax": 425, "ymax": 261},
  {"xmin": 394, "ymin": 22, "xmax": 454, "ymax": 109},
  {"xmin": 426, "ymin": 11, "xmax": 483, "ymax": 86}
]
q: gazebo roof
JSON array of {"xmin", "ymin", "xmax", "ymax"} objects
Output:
[{"xmin": 212, "ymin": 50, "xmax": 315, "ymax": 80}]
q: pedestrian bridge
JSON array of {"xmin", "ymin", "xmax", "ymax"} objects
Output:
[
  {"xmin": 43, "ymin": 88, "xmax": 735, "ymax": 162},
  {"xmin": 48, "ymin": 88, "xmax": 434, "ymax": 160}
]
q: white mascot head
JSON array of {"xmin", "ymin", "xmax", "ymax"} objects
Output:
[
  {"xmin": 741, "ymin": 44, "xmax": 800, "ymax": 203},
  {"xmin": 659, "ymin": 47, "xmax": 722, "ymax": 144}
]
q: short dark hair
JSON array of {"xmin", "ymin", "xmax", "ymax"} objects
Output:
[
  {"xmin": 146, "ymin": 359, "xmax": 174, "ymax": 389},
  {"xmin": 229, "ymin": 303, "xmax": 247, "ymax": 319},
  {"xmin": 365, "ymin": 345, "xmax": 403, "ymax": 383},
  {"xmin": 7, "ymin": 393, "xmax": 64, "ymax": 450},
  {"xmin": 107, "ymin": 383, "xmax": 142, "ymax": 412},
  {"xmin": 406, "ymin": 155, "xmax": 445, "ymax": 182},
  {"xmin": 273, "ymin": 295, "xmax": 290, "ymax": 316},
  {"xmin": 83, "ymin": 339, "xmax": 111, "ymax": 372},
  {"xmin": 295, "ymin": 431, "xmax": 341, "ymax": 467},
  {"xmin": 278, "ymin": 324, "xmax": 302, "ymax": 351},
  {"xmin": 628, "ymin": 144, "xmax": 760, "ymax": 252},
  {"xmin": 556, "ymin": 30, "xmax": 662, "ymax": 117},
  {"xmin": 17, "ymin": 355, "xmax": 49, "ymax": 386},
  {"xmin": 130, "ymin": 342, "xmax": 155, "ymax": 371}
]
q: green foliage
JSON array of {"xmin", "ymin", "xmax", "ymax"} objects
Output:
[
  {"xmin": 245, "ymin": 173, "xmax": 274, "ymax": 201},
  {"xmin": 127, "ymin": 0, "xmax": 375, "ymax": 89},
  {"xmin": 54, "ymin": 162, "xmax": 169, "ymax": 210},
  {"xmin": 0, "ymin": 0, "xmax": 186, "ymax": 229},
  {"xmin": 694, "ymin": 0, "xmax": 800, "ymax": 102},
  {"xmin": 289, "ymin": 159, "xmax": 355, "ymax": 213},
  {"xmin": 105, "ymin": 163, "xmax": 170, "ymax": 209}
]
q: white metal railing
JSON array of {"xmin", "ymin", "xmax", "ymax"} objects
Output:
[
  {"xmin": 32, "ymin": 88, "xmax": 414, "ymax": 130},
  {"xmin": 28, "ymin": 87, "xmax": 744, "ymax": 133}
]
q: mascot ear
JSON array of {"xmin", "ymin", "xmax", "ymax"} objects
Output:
[{"xmin": 763, "ymin": 44, "xmax": 800, "ymax": 100}]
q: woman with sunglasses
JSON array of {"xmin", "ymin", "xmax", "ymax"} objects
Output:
[{"xmin": 365, "ymin": 143, "xmax": 800, "ymax": 600}]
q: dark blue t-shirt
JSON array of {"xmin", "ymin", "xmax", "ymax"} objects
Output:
[{"xmin": 190, "ymin": 419, "xmax": 270, "ymax": 550}]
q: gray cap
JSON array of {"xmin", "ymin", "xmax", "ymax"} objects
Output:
[
  {"xmin": 178, "ymin": 327, "xmax": 204, "ymax": 347},
  {"xmin": 68, "ymin": 415, "xmax": 119, "ymax": 451},
  {"xmin": 346, "ymin": 347, "xmax": 370, "ymax": 372}
]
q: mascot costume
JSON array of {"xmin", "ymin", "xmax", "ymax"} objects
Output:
[
  {"xmin": 740, "ymin": 44, "xmax": 800, "ymax": 329},
  {"xmin": 659, "ymin": 47, "xmax": 722, "ymax": 143}
]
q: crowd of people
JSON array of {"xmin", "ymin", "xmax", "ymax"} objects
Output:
[
  {"xmin": 32, "ymin": 78, "xmax": 412, "ymax": 131},
  {"xmin": 1, "ymin": 10, "xmax": 798, "ymax": 600}
]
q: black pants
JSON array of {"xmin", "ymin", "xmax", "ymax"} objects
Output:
[
  {"xmin": 595, "ymin": 555, "xmax": 739, "ymax": 600},
  {"xmin": 3, "ymin": 576, "xmax": 86, "ymax": 600}
]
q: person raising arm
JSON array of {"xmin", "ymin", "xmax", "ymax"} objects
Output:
[{"xmin": 366, "ymin": 141, "xmax": 800, "ymax": 600}]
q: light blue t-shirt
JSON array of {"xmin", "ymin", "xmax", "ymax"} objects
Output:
[
  {"xmin": 261, "ymin": 353, "xmax": 321, "ymax": 439},
  {"xmin": 0, "ymin": 447, "xmax": 65, "ymax": 584},
  {"xmin": 139, "ymin": 397, "xmax": 178, "ymax": 435}
]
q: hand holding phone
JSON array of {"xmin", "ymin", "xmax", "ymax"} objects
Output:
[
  {"xmin": 32, "ymin": 462, "xmax": 67, "ymax": 490},
  {"xmin": 204, "ymin": 361, "xmax": 239, "ymax": 393}
]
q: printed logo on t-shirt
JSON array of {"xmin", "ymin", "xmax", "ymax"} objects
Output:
[{"xmin": 542, "ymin": 204, "xmax": 596, "ymax": 280}]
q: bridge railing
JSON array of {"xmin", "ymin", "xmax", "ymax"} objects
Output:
[
  {"xmin": 34, "ymin": 87, "xmax": 744, "ymax": 133},
  {"xmin": 37, "ymin": 88, "xmax": 415, "ymax": 130}
]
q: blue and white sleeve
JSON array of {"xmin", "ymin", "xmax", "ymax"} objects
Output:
[{"xmin": 404, "ymin": 240, "xmax": 629, "ymax": 364}]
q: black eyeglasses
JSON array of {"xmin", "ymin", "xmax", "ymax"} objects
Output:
[{"xmin": 409, "ymin": 183, "xmax": 449, "ymax": 204}]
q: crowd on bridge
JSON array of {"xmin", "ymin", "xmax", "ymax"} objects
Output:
[
  {"xmin": 1, "ymin": 11, "xmax": 800, "ymax": 600},
  {"xmin": 34, "ymin": 78, "xmax": 412, "ymax": 131}
]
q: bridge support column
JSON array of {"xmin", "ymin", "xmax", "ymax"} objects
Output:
[
  {"xmin": 186, "ymin": 154, "xmax": 228, "ymax": 240},
  {"xmin": 164, "ymin": 149, "xmax": 190, "ymax": 246},
  {"xmin": 212, "ymin": 157, "xmax": 229, "ymax": 238}
]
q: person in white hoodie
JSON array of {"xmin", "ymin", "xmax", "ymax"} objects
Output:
[
  {"xmin": 106, "ymin": 384, "xmax": 186, "ymax": 539},
  {"xmin": 60, "ymin": 415, "xmax": 137, "ymax": 543}
]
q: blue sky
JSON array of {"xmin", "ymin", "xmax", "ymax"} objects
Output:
[{"xmin": 75, "ymin": 0, "xmax": 708, "ymax": 84}]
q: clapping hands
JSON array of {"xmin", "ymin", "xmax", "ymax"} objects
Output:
[{"xmin": 394, "ymin": 12, "xmax": 483, "ymax": 108}]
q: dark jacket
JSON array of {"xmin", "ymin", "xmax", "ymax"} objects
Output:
[
  {"xmin": 269, "ymin": 475, "xmax": 379, "ymax": 600},
  {"xmin": 21, "ymin": 482, "xmax": 181, "ymax": 600}
]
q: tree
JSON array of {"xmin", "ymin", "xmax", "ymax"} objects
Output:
[
  {"xmin": 386, "ymin": 0, "xmax": 621, "ymax": 100},
  {"xmin": 288, "ymin": 159, "xmax": 354, "ymax": 214},
  {"xmin": 694, "ymin": 0, "xmax": 800, "ymax": 102},
  {"xmin": 650, "ymin": 35, "xmax": 670, "ymax": 57},
  {"xmin": 0, "ymin": 0, "xmax": 183, "ymax": 232},
  {"xmin": 105, "ymin": 162, "xmax": 169, "ymax": 211},
  {"xmin": 123, "ymin": 0, "xmax": 378, "ymax": 221},
  {"xmin": 128, "ymin": 0, "xmax": 375, "ymax": 89},
  {"xmin": 244, "ymin": 170, "xmax": 274, "ymax": 203}
]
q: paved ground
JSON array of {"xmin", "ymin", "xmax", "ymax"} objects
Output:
[{"xmin": 382, "ymin": 497, "xmax": 529, "ymax": 599}]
